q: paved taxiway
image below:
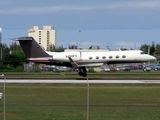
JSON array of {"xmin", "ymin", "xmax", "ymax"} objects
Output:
[{"xmin": 0, "ymin": 79, "xmax": 160, "ymax": 84}]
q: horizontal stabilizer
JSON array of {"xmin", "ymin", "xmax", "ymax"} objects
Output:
[{"xmin": 12, "ymin": 37, "xmax": 33, "ymax": 41}]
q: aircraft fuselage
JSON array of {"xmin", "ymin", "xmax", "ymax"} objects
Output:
[{"xmin": 27, "ymin": 50, "xmax": 156, "ymax": 67}]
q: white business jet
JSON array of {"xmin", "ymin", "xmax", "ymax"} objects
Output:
[{"xmin": 13, "ymin": 37, "xmax": 156, "ymax": 77}]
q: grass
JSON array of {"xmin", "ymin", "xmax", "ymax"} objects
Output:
[{"xmin": 0, "ymin": 84, "xmax": 160, "ymax": 119}]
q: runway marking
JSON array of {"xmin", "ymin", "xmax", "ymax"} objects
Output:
[{"xmin": 0, "ymin": 79, "xmax": 160, "ymax": 84}]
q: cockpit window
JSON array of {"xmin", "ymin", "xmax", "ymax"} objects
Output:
[{"xmin": 141, "ymin": 52, "xmax": 147, "ymax": 55}]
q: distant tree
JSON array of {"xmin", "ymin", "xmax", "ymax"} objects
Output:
[
  {"xmin": 55, "ymin": 45, "xmax": 65, "ymax": 52},
  {"xmin": 47, "ymin": 44, "xmax": 65, "ymax": 52},
  {"xmin": 150, "ymin": 41, "xmax": 155, "ymax": 55},
  {"xmin": 68, "ymin": 45, "xmax": 78, "ymax": 49},
  {"xmin": 13, "ymin": 49, "xmax": 26, "ymax": 62},
  {"xmin": 1, "ymin": 42, "xmax": 26, "ymax": 68},
  {"xmin": 10, "ymin": 42, "xmax": 21, "ymax": 53},
  {"xmin": 7, "ymin": 54, "xmax": 21, "ymax": 68},
  {"xmin": 155, "ymin": 44, "xmax": 160, "ymax": 56},
  {"xmin": 140, "ymin": 44, "xmax": 150, "ymax": 54},
  {"xmin": 0, "ymin": 59, "xmax": 6, "ymax": 70},
  {"xmin": 10, "ymin": 42, "xmax": 26, "ymax": 62},
  {"xmin": 47, "ymin": 43, "xmax": 56, "ymax": 52}
]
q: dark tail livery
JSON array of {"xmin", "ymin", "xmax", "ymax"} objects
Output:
[{"xmin": 12, "ymin": 37, "xmax": 51, "ymax": 58}]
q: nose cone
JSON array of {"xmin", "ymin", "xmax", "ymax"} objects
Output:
[
  {"xmin": 141, "ymin": 54, "xmax": 156, "ymax": 62},
  {"xmin": 149, "ymin": 55, "xmax": 156, "ymax": 61}
]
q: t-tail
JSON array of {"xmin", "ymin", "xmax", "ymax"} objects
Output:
[{"xmin": 12, "ymin": 37, "xmax": 52, "ymax": 59}]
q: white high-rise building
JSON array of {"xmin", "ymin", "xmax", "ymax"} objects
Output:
[
  {"xmin": 28, "ymin": 26, "xmax": 57, "ymax": 50},
  {"xmin": 0, "ymin": 28, "xmax": 2, "ymax": 43}
]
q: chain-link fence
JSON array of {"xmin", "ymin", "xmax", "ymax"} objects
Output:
[{"xmin": 0, "ymin": 81, "xmax": 160, "ymax": 120}]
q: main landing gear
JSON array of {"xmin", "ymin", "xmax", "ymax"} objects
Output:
[{"xmin": 78, "ymin": 67, "xmax": 87, "ymax": 77}]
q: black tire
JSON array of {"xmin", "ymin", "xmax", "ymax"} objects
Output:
[
  {"xmin": 78, "ymin": 72, "xmax": 83, "ymax": 76},
  {"xmin": 82, "ymin": 73, "xmax": 87, "ymax": 77}
]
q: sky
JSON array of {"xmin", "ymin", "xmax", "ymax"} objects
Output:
[{"xmin": 0, "ymin": 0, "xmax": 160, "ymax": 49}]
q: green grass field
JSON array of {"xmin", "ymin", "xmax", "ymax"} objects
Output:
[{"xmin": 0, "ymin": 84, "xmax": 160, "ymax": 119}]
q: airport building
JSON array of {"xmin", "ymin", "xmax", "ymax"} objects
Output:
[
  {"xmin": 0, "ymin": 28, "xmax": 2, "ymax": 43},
  {"xmin": 28, "ymin": 26, "xmax": 57, "ymax": 50}
]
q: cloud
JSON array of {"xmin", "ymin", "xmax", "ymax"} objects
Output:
[
  {"xmin": 0, "ymin": 6, "xmax": 95, "ymax": 15},
  {"xmin": 0, "ymin": 1, "xmax": 160, "ymax": 15},
  {"xmin": 0, "ymin": 1, "xmax": 13, "ymax": 6},
  {"xmin": 105, "ymin": 1, "xmax": 160, "ymax": 10},
  {"xmin": 113, "ymin": 41, "xmax": 141, "ymax": 49}
]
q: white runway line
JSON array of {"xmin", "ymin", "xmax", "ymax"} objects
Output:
[{"xmin": 0, "ymin": 79, "xmax": 160, "ymax": 84}]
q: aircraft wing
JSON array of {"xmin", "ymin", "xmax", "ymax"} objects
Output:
[{"xmin": 68, "ymin": 57, "xmax": 104, "ymax": 68}]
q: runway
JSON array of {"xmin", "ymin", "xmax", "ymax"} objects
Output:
[{"xmin": 0, "ymin": 79, "xmax": 160, "ymax": 84}]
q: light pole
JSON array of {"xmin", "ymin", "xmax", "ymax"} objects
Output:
[
  {"xmin": 78, "ymin": 29, "xmax": 81, "ymax": 48},
  {"xmin": 0, "ymin": 74, "xmax": 6, "ymax": 120}
]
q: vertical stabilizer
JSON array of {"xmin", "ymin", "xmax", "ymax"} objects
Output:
[{"xmin": 12, "ymin": 37, "xmax": 51, "ymax": 58}]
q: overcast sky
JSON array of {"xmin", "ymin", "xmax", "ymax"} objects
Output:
[{"xmin": 1, "ymin": 0, "xmax": 160, "ymax": 49}]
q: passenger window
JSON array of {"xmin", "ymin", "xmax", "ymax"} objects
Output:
[
  {"xmin": 96, "ymin": 56, "xmax": 99, "ymax": 59},
  {"xmin": 89, "ymin": 57, "xmax": 92, "ymax": 59},
  {"xmin": 109, "ymin": 56, "xmax": 112, "ymax": 59},
  {"xmin": 122, "ymin": 55, "xmax": 126, "ymax": 58},
  {"xmin": 116, "ymin": 55, "xmax": 119, "ymax": 58},
  {"xmin": 102, "ymin": 56, "xmax": 106, "ymax": 59}
]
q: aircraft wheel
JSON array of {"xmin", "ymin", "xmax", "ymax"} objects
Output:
[
  {"xmin": 78, "ymin": 72, "xmax": 87, "ymax": 77},
  {"xmin": 82, "ymin": 73, "xmax": 87, "ymax": 77},
  {"xmin": 78, "ymin": 72, "xmax": 83, "ymax": 76}
]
